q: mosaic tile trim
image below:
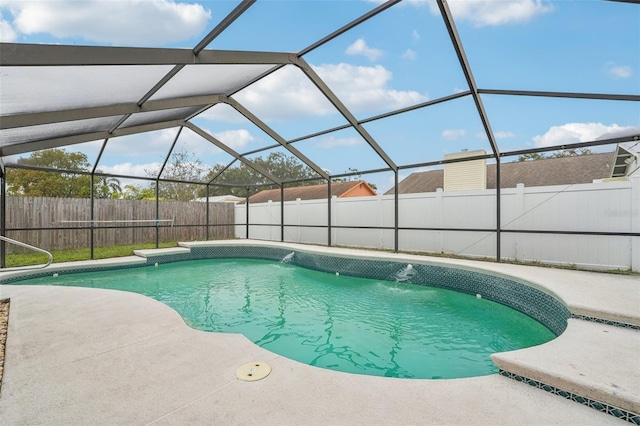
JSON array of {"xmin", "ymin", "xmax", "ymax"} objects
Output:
[
  {"xmin": 143, "ymin": 252, "xmax": 195, "ymax": 265},
  {"xmin": 571, "ymin": 314, "xmax": 640, "ymax": 330},
  {"xmin": 188, "ymin": 245, "xmax": 291, "ymax": 263},
  {"xmin": 499, "ymin": 370, "xmax": 640, "ymax": 424}
]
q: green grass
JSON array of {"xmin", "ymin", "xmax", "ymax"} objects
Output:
[{"xmin": 4, "ymin": 242, "xmax": 179, "ymax": 268}]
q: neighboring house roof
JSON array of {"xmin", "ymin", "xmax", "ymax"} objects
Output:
[
  {"xmin": 193, "ymin": 195, "xmax": 244, "ymax": 203},
  {"xmin": 385, "ymin": 152, "xmax": 614, "ymax": 194},
  {"xmin": 247, "ymin": 181, "xmax": 376, "ymax": 203}
]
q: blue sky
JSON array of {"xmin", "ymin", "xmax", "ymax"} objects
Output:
[{"xmin": 1, "ymin": 0, "xmax": 639, "ymax": 192}]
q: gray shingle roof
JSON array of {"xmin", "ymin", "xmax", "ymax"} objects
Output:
[{"xmin": 385, "ymin": 152, "xmax": 614, "ymax": 195}]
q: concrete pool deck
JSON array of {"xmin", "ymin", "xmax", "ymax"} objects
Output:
[{"xmin": 0, "ymin": 241, "xmax": 639, "ymax": 425}]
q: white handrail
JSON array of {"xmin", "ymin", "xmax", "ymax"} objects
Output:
[{"xmin": 0, "ymin": 236, "xmax": 53, "ymax": 271}]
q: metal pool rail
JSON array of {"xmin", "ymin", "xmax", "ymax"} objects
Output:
[{"xmin": 0, "ymin": 236, "xmax": 53, "ymax": 271}]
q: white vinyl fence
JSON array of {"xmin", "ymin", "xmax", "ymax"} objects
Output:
[{"xmin": 236, "ymin": 177, "xmax": 640, "ymax": 271}]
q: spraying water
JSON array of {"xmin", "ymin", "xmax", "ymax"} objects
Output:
[
  {"xmin": 281, "ymin": 252, "xmax": 295, "ymax": 263},
  {"xmin": 394, "ymin": 263, "xmax": 416, "ymax": 282}
]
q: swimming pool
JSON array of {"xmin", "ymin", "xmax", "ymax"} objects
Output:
[{"xmin": 0, "ymin": 242, "xmax": 570, "ymax": 379}]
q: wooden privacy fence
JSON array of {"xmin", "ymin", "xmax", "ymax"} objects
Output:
[{"xmin": 4, "ymin": 196, "xmax": 235, "ymax": 252}]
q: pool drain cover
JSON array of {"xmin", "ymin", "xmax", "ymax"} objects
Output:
[{"xmin": 236, "ymin": 361, "xmax": 271, "ymax": 382}]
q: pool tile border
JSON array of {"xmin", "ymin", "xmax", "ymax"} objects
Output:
[
  {"xmin": 570, "ymin": 314, "xmax": 639, "ymax": 330},
  {"xmin": 498, "ymin": 370, "xmax": 640, "ymax": 425},
  {"xmin": 0, "ymin": 263, "xmax": 145, "ymax": 283}
]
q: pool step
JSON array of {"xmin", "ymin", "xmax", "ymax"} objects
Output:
[
  {"xmin": 132, "ymin": 247, "xmax": 192, "ymax": 258},
  {"xmin": 491, "ymin": 319, "xmax": 640, "ymax": 422}
]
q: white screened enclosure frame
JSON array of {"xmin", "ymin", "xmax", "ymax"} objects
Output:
[{"xmin": 1, "ymin": 0, "xmax": 639, "ymax": 267}]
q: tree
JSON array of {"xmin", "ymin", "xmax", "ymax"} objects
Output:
[
  {"xmin": 146, "ymin": 148, "xmax": 211, "ymax": 201},
  {"xmin": 255, "ymin": 152, "xmax": 322, "ymax": 184},
  {"xmin": 518, "ymin": 148, "xmax": 593, "ymax": 162},
  {"xmin": 122, "ymin": 184, "xmax": 157, "ymax": 200},
  {"xmin": 6, "ymin": 149, "xmax": 92, "ymax": 197},
  {"xmin": 549, "ymin": 147, "xmax": 593, "ymax": 158},
  {"xmin": 331, "ymin": 168, "xmax": 377, "ymax": 190},
  {"xmin": 93, "ymin": 174, "xmax": 122, "ymax": 199},
  {"xmin": 200, "ymin": 152, "xmax": 323, "ymax": 197},
  {"xmin": 517, "ymin": 152, "xmax": 546, "ymax": 162}
]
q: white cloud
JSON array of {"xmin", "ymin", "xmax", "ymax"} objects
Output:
[
  {"xmin": 402, "ymin": 49, "xmax": 417, "ymax": 61},
  {"xmin": 428, "ymin": 0, "xmax": 552, "ymax": 27},
  {"xmin": 0, "ymin": 12, "xmax": 17, "ymax": 42},
  {"xmin": 314, "ymin": 136, "xmax": 363, "ymax": 149},
  {"xmin": 231, "ymin": 63, "xmax": 428, "ymax": 122},
  {"xmin": 346, "ymin": 38, "xmax": 383, "ymax": 61},
  {"xmin": 316, "ymin": 63, "xmax": 428, "ymax": 113},
  {"xmin": 320, "ymin": 0, "xmax": 550, "ymax": 27},
  {"xmin": 411, "ymin": 29, "xmax": 420, "ymax": 41},
  {"xmin": 100, "ymin": 161, "xmax": 162, "ymax": 177},
  {"xmin": 212, "ymin": 129, "xmax": 255, "ymax": 151},
  {"xmin": 605, "ymin": 62, "xmax": 632, "ymax": 79},
  {"xmin": 231, "ymin": 66, "xmax": 338, "ymax": 122},
  {"xmin": 442, "ymin": 129, "xmax": 466, "ymax": 140},
  {"xmin": 495, "ymin": 131, "xmax": 516, "ymax": 139},
  {"xmin": 533, "ymin": 123, "xmax": 640, "ymax": 148},
  {"xmin": 100, "ymin": 129, "xmax": 179, "ymax": 158},
  {"xmin": 7, "ymin": 0, "xmax": 210, "ymax": 45},
  {"xmin": 100, "ymin": 158, "xmax": 214, "ymax": 187},
  {"xmin": 177, "ymin": 126, "xmax": 253, "ymax": 158}
]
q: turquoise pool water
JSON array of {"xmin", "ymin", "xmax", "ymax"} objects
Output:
[{"xmin": 16, "ymin": 258, "xmax": 555, "ymax": 379}]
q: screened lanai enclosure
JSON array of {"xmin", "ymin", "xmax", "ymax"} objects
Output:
[{"xmin": 1, "ymin": 0, "xmax": 639, "ymax": 271}]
